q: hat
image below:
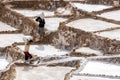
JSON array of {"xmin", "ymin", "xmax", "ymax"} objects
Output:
[
  {"xmin": 39, "ymin": 12, "xmax": 45, "ymax": 19},
  {"xmin": 23, "ymin": 36, "xmax": 33, "ymax": 42}
]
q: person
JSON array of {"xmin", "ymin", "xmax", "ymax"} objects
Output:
[
  {"xmin": 36, "ymin": 12, "xmax": 45, "ymax": 35},
  {"xmin": 23, "ymin": 36, "xmax": 33, "ymax": 61}
]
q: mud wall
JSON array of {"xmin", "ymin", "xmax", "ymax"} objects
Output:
[
  {"xmin": 71, "ymin": 2, "xmax": 120, "ymax": 22},
  {"xmin": 70, "ymin": 4, "xmax": 92, "ymax": 18},
  {"xmin": 92, "ymin": 57, "xmax": 120, "ymax": 64},
  {"xmin": 5, "ymin": 1, "xmax": 68, "ymax": 10},
  {"xmin": 63, "ymin": 5, "xmax": 120, "ymax": 52},
  {"xmin": 70, "ymin": 3, "xmax": 120, "ymax": 25},
  {"xmin": 58, "ymin": 21, "xmax": 120, "ymax": 54},
  {"xmin": 0, "ymin": 3, "xmax": 38, "ymax": 35},
  {"xmin": 53, "ymin": 22, "xmax": 92, "ymax": 50},
  {"xmin": 64, "ymin": 61, "xmax": 80, "ymax": 80},
  {"xmin": 0, "ymin": 64, "xmax": 16, "ymax": 80},
  {"xmin": 0, "ymin": 3, "xmax": 55, "ymax": 43},
  {"xmin": 4, "ymin": 45, "xmax": 24, "ymax": 63},
  {"xmin": 90, "ymin": 34, "xmax": 120, "ymax": 54},
  {"xmin": 48, "ymin": 60, "xmax": 80, "ymax": 67},
  {"xmin": 84, "ymin": 0, "xmax": 120, "ymax": 6},
  {"xmin": 70, "ymin": 1, "xmax": 120, "ymax": 20},
  {"xmin": 92, "ymin": 6, "xmax": 120, "ymax": 14}
]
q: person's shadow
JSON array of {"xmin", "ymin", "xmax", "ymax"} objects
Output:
[
  {"xmin": 35, "ymin": 45, "xmax": 45, "ymax": 51},
  {"xmin": 23, "ymin": 66, "xmax": 33, "ymax": 71}
]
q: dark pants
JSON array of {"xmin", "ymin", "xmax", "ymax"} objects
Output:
[
  {"xmin": 24, "ymin": 52, "xmax": 32, "ymax": 60},
  {"xmin": 38, "ymin": 27, "xmax": 44, "ymax": 34}
]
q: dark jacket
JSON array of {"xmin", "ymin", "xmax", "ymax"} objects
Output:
[{"xmin": 36, "ymin": 17, "xmax": 45, "ymax": 28}]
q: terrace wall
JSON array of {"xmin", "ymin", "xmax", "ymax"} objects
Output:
[
  {"xmin": 1, "ymin": 2, "xmax": 120, "ymax": 54},
  {"xmin": 92, "ymin": 57, "xmax": 120, "ymax": 64},
  {"xmin": 70, "ymin": 3, "xmax": 120, "ymax": 25},
  {"xmin": 58, "ymin": 21, "xmax": 120, "ymax": 54},
  {"xmin": 4, "ymin": 0, "xmax": 120, "ymax": 6},
  {"xmin": 0, "ymin": 64, "xmax": 16, "ymax": 80},
  {"xmin": 4, "ymin": 45, "xmax": 24, "ymax": 63},
  {"xmin": 84, "ymin": 0, "xmax": 120, "ymax": 6},
  {"xmin": 0, "ymin": 3, "xmax": 54, "ymax": 43},
  {"xmin": 52, "ymin": 17, "xmax": 90, "ymax": 51},
  {"xmin": 5, "ymin": 1, "xmax": 68, "ymax": 10},
  {"xmin": 64, "ymin": 61, "xmax": 80, "ymax": 80},
  {"xmin": 92, "ymin": 6, "xmax": 120, "ymax": 14},
  {"xmin": 0, "ymin": 3, "xmax": 38, "ymax": 35},
  {"xmin": 69, "ymin": 3, "xmax": 118, "ymax": 26}
]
